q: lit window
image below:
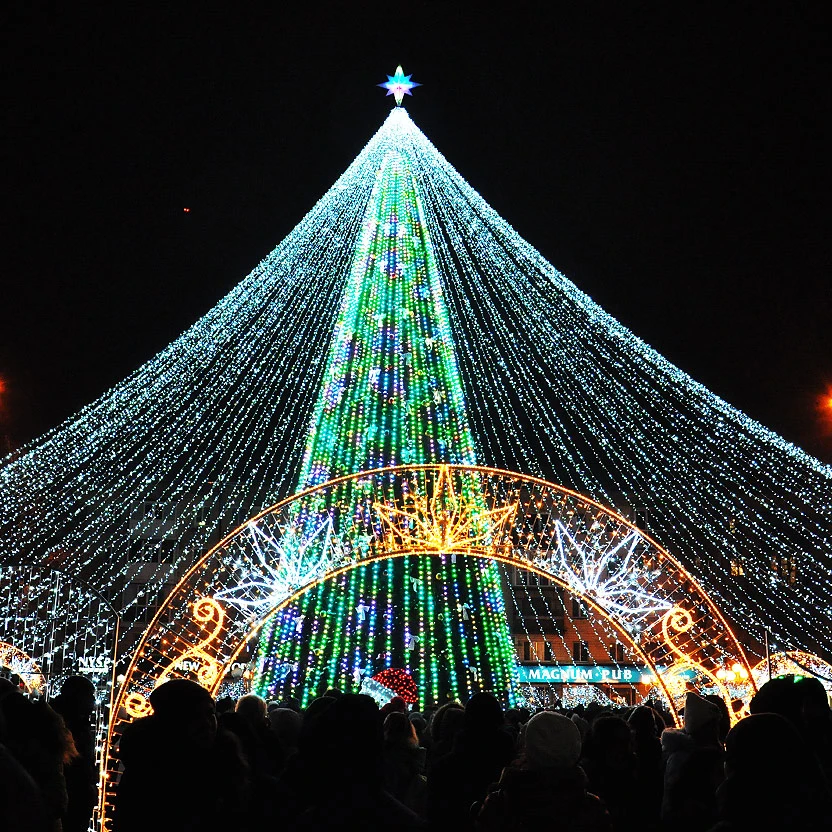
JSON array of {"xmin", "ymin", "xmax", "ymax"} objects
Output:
[
  {"xmin": 730, "ymin": 558, "xmax": 744, "ymax": 577},
  {"xmin": 772, "ymin": 556, "xmax": 797, "ymax": 585},
  {"xmin": 572, "ymin": 640, "xmax": 590, "ymax": 662}
]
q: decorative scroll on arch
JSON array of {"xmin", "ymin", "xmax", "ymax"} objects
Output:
[
  {"xmin": 102, "ymin": 464, "xmax": 754, "ymax": 829},
  {"xmin": 122, "ymin": 597, "xmax": 226, "ymax": 721}
]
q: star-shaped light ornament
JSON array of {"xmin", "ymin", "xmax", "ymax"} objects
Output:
[
  {"xmin": 374, "ymin": 465, "xmax": 517, "ymax": 555},
  {"xmin": 213, "ymin": 517, "xmax": 337, "ymax": 619},
  {"xmin": 543, "ymin": 521, "xmax": 672, "ymax": 625},
  {"xmin": 379, "ymin": 66, "xmax": 421, "ymax": 106}
]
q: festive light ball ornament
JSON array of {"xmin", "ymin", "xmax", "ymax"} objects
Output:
[
  {"xmin": 378, "ymin": 66, "xmax": 421, "ymax": 106},
  {"xmin": 372, "ymin": 667, "xmax": 418, "ymax": 704}
]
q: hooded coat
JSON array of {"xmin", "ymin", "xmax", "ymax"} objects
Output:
[{"xmin": 661, "ymin": 727, "xmax": 723, "ymax": 831}]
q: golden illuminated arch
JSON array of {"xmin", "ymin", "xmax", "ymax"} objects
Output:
[
  {"xmin": 751, "ymin": 651, "xmax": 832, "ymax": 692},
  {"xmin": 101, "ymin": 464, "xmax": 754, "ymax": 828},
  {"xmin": 0, "ymin": 641, "xmax": 45, "ymax": 694}
]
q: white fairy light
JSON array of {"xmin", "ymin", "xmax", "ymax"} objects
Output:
[{"xmin": 0, "ymin": 106, "xmax": 828, "ymax": 668}]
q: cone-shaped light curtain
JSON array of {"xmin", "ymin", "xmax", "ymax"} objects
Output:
[
  {"xmin": 253, "ymin": 143, "xmax": 516, "ymax": 705},
  {"xmin": 1, "ymin": 108, "xmax": 831, "ymax": 671}
]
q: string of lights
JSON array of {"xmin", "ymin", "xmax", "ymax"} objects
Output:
[
  {"xmin": 0, "ymin": 564, "xmax": 119, "ymax": 816},
  {"xmin": 0, "ymin": 105, "xmax": 829, "ymax": 684},
  {"xmin": 253, "ymin": 146, "xmax": 517, "ymax": 705}
]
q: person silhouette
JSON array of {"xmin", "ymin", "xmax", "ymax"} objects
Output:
[
  {"xmin": 713, "ymin": 711, "xmax": 832, "ymax": 829},
  {"xmin": 51, "ymin": 676, "xmax": 97, "ymax": 832},
  {"xmin": 113, "ymin": 679, "xmax": 249, "ymax": 832}
]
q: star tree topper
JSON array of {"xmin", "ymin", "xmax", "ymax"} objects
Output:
[{"xmin": 379, "ymin": 66, "xmax": 421, "ymax": 106}]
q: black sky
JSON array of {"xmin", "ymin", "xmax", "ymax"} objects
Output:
[{"xmin": 2, "ymin": 4, "xmax": 830, "ymax": 461}]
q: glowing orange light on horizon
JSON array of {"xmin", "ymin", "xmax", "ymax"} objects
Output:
[{"xmin": 817, "ymin": 384, "xmax": 832, "ymax": 434}]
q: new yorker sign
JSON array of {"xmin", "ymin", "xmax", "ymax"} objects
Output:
[{"xmin": 517, "ymin": 665, "xmax": 697, "ymax": 684}]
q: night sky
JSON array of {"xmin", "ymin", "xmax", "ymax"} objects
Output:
[{"xmin": 3, "ymin": 5, "xmax": 830, "ymax": 462}]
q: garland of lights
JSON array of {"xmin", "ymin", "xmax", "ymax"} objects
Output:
[
  {"xmin": 0, "ymin": 565, "xmax": 119, "ymax": 829},
  {"xmin": 252, "ymin": 148, "xmax": 518, "ymax": 707},
  {"xmin": 1, "ymin": 104, "xmax": 831, "ymax": 682}
]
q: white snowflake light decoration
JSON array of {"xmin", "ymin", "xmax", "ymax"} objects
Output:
[
  {"xmin": 214, "ymin": 516, "xmax": 337, "ymax": 617},
  {"xmin": 544, "ymin": 521, "xmax": 672, "ymax": 623}
]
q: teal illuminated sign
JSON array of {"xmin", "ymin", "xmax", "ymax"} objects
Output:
[{"xmin": 516, "ymin": 665, "xmax": 697, "ymax": 684}]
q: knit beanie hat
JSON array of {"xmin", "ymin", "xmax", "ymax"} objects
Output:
[
  {"xmin": 683, "ymin": 691, "xmax": 720, "ymax": 734},
  {"xmin": 524, "ymin": 711, "xmax": 582, "ymax": 768}
]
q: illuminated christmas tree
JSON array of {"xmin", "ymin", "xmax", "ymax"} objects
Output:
[
  {"xmin": 1, "ymin": 70, "xmax": 831, "ymax": 688},
  {"xmin": 253, "ymin": 134, "xmax": 517, "ymax": 706}
]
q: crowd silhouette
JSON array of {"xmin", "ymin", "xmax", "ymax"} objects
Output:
[{"xmin": 1, "ymin": 673, "xmax": 830, "ymax": 831}]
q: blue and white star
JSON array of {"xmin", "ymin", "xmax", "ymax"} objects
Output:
[{"xmin": 378, "ymin": 66, "xmax": 421, "ymax": 106}]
